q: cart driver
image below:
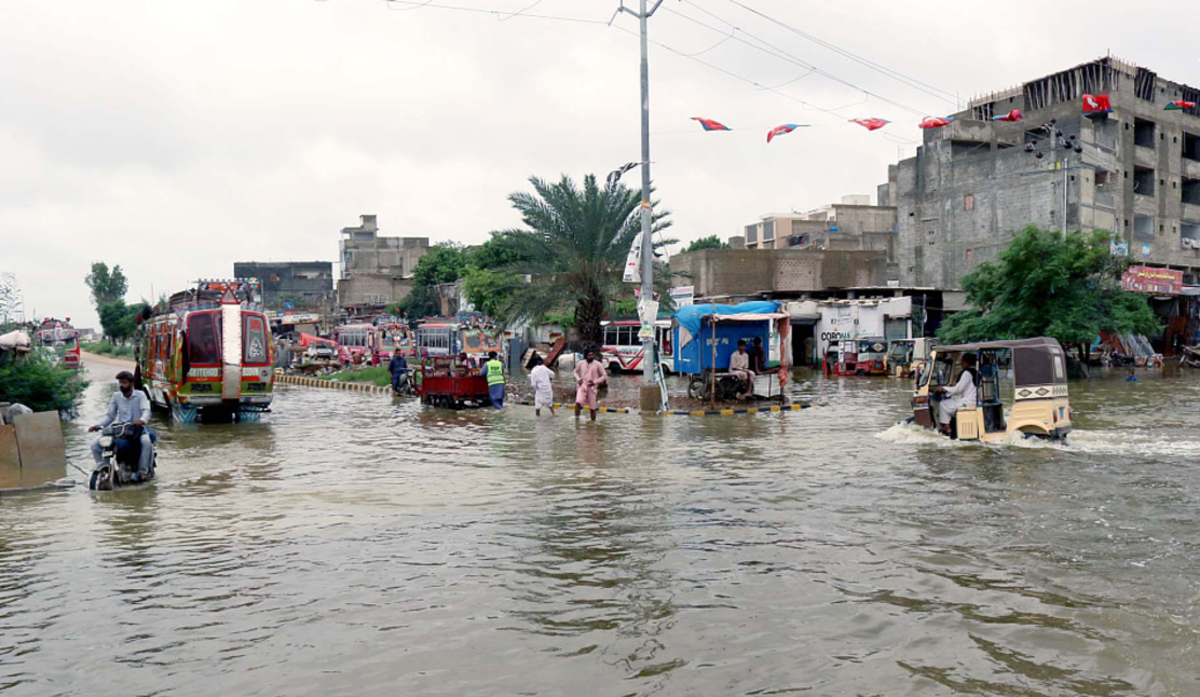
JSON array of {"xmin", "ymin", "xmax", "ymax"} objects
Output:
[
  {"xmin": 729, "ymin": 339, "xmax": 755, "ymax": 399},
  {"xmin": 88, "ymin": 371, "xmax": 154, "ymax": 482},
  {"xmin": 933, "ymin": 354, "xmax": 979, "ymax": 435}
]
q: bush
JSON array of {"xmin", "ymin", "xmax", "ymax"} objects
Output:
[
  {"xmin": 0, "ymin": 354, "xmax": 89, "ymax": 416},
  {"xmin": 82, "ymin": 341, "xmax": 135, "ymax": 358}
]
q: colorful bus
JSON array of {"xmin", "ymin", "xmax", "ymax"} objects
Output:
[
  {"xmin": 336, "ymin": 323, "xmax": 377, "ymax": 366},
  {"xmin": 136, "ymin": 279, "xmax": 273, "ymax": 423},
  {"xmin": 36, "ymin": 318, "xmax": 81, "ymax": 369},
  {"xmin": 599, "ymin": 319, "xmax": 674, "ymax": 373}
]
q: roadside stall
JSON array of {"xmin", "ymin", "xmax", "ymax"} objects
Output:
[{"xmin": 673, "ymin": 302, "xmax": 791, "ymax": 406}]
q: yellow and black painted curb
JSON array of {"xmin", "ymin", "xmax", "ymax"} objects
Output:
[
  {"xmin": 275, "ymin": 373, "xmax": 393, "ymax": 396},
  {"xmin": 275, "ymin": 373, "xmax": 816, "ymax": 417},
  {"xmin": 512, "ymin": 402, "xmax": 634, "ymax": 414}
]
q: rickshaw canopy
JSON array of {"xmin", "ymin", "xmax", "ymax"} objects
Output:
[{"xmin": 933, "ymin": 336, "xmax": 1067, "ymax": 387}]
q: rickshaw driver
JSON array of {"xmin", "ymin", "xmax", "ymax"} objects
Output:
[{"xmin": 932, "ymin": 353, "xmax": 979, "ymax": 435}]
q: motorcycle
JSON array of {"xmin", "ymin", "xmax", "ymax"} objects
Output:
[
  {"xmin": 90, "ymin": 422, "xmax": 157, "ymax": 491},
  {"xmin": 392, "ymin": 371, "xmax": 416, "ymax": 397}
]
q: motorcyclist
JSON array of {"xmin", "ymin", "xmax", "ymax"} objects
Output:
[
  {"xmin": 88, "ymin": 370, "xmax": 154, "ymax": 482},
  {"xmin": 388, "ymin": 351, "xmax": 409, "ymax": 393}
]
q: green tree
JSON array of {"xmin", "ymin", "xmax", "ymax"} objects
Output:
[
  {"xmin": 393, "ymin": 284, "xmax": 441, "ymax": 319},
  {"xmin": 84, "ymin": 262, "xmax": 129, "ymax": 307},
  {"xmin": 411, "ymin": 243, "xmax": 470, "ymax": 287},
  {"xmin": 683, "ymin": 235, "xmax": 729, "ymax": 253},
  {"xmin": 937, "ymin": 227, "xmax": 1162, "ymax": 359},
  {"xmin": 0, "ymin": 353, "xmax": 88, "ymax": 415},
  {"xmin": 97, "ymin": 300, "xmax": 147, "ymax": 344},
  {"xmin": 486, "ymin": 174, "xmax": 674, "ymax": 345}
]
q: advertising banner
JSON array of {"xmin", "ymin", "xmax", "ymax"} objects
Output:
[{"xmin": 1122, "ymin": 265, "xmax": 1183, "ymax": 295}]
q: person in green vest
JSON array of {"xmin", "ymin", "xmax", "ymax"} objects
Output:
[{"xmin": 482, "ymin": 350, "xmax": 505, "ymax": 409}]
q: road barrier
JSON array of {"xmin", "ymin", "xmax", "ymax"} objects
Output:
[
  {"xmin": 275, "ymin": 374, "xmax": 392, "ymax": 396},
  {"xmin": 276, "ymin": 374, "xmax": 815, "ymax": 417}
]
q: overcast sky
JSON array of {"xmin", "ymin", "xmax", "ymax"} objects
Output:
[{"xmin": 2, "ymin": 0, "xmax": 1193, "ymax": 329}]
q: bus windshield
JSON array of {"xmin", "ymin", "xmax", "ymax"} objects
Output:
[{"xmin": 188, "ymin": 313, "xmax": 222, "ymax": 365}]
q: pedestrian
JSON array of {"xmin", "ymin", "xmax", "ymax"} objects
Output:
[
  {"xmin": 530, "ymin": 355, "xmax": 556, "ymax": 416},
  {"xmin": 573, "ymin": 349, "xmax": 608, "ymax": 421},
  {"xmin": 483, "ymin": 350, "xmax": 506, "ymax": 409}
]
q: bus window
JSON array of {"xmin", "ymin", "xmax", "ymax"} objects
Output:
[
  {"xmin": 244, "ymin": 316, "xmax": 268, "ymax": 364},
  {"xmin": 188, "ymin": 313, "xmax": 222, "ymax": 365}
]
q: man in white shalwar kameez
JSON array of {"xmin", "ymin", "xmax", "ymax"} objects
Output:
[{"xmin": 936, "ymin": 353, "xmax": 978, "ymax": 434}]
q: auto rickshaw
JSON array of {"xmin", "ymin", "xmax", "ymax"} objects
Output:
[
  {"xmin": 854, "ymin": 337, "xmax": 888, "ymax": 375},
  {"xmin": 887, "ymin": 338, "xmax": 934, "ymax": 379},
  {"xmin": 911, "ymin": 337, "xmax": 1071, "ymax": 442}
]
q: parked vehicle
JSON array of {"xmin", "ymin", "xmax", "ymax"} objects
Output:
[
  {"xmin": 336, "ymin": 323, "xmax": 377, "ymax": 366},
  {"xmin": 600, "ymin": 319, "xmax": 674, "ymax": 373},
  {"xmin": 415, "ymin": 355, "xmax": 491, "ymax": 408},
  {"xmin": 673, "ymin": 301, "xmax": 790, "ymax": 403},
  {"xmin": 89, "ymin": 422, "xmax": 157, "ymax": 490},
  {"xmin": 36, "ymin": 318, "xmax": 80, "ymax": 369},
  {"xmin": 854, "ymin": 336, "xmax": 888, "ymax": 375},
  {"xmin": 136, "ymin": 279, "xmax": 273, "ymax": 423},
  {"xmin": 887, "ymin": 338, "xmax": 935, "ymax": 379},
  {"xmin": 911, "ymin": 337, "xmax": 1071, "ymax": 442}
]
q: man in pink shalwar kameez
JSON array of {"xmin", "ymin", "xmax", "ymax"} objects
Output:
[{"xmin": 574, "ymin": 349, "xmax": 608, "ymax": 421}]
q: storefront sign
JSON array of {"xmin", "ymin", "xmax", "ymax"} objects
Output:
[
  {"xmin": 1122, "ymin": 265, "xmax": 1183, "ymax": 296},
  {"xmin": 669, "ymin": 286, "xmax": 694, "ymax": 307}
]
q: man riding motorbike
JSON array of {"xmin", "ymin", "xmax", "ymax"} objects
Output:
[
  {"xmin": 88, "ymin": 370, "xmax": 155, "ymax": 483},
  {"xmin": 388, "ymin": 351, "xmax": 409, "ymax": 393}
]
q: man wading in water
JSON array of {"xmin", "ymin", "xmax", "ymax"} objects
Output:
[
  {"xmin": 483, "ymin": 350, "xmax": 505, "ymax": 409},
  {"xmin": 573, "ymin": 349, "xmax": 608, "ymax": 422}
]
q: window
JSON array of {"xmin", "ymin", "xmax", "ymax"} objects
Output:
[
  {"xmin": 1134, "ymin": 167, "xmax": 1156, "ymax": 196},
  {"xmin": 1134, "ymin": 215, "xmax": 1155, "ymax": 241},
  {"xmin": 244, "ymin": 316, "xmax": 268, "ymax": 364},
  {"xmin": 188, "ymin": 313, "xmax": 222, "ymax": 365},
  {"xmin": 1184, "ymin": 132, "xmax": 1200, "ymax": 162},
  {"xmin": 744, "ymin": 225, "xmax": 758, "ymax": 244},
  {"xmin": 1134, "ymin": 118, "xmax": 1156, "ymax": 148},
  {"xmin": 1184, "ymin": 177, "xmax": 1200, "ymax": 206},
  {"xmin": 763, "ymin": 220, "xmax": 775, "ymax": 241}
]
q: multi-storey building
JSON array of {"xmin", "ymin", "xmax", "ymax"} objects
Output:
[
  {"xmin": 336, "ymin": 214, "xmax": 431, "ymax": 311},
  {"xmin": 886, "ymin": 56, "xmax": 1200, "ymax": 288}
]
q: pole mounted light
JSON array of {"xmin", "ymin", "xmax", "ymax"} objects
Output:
[{"xmin": 612, "ymin": 0, "xmax": 667, "ymax": 411}]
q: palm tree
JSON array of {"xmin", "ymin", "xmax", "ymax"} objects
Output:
[{"xmin": 491, "ymin": 173, "xmax": 674, "ymax": 346}]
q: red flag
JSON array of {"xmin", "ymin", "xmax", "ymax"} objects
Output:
[
  {"xmin": 766, "ymin": 123, "xmax": 806, "ymax": 143},
  {"xmin": 691, "ymin": 117, "xmax": 731, "ymax": 131},
  {"xmin": 919, "ymin": 116, "xmax": 954, "ymax": 129},
  {"xmin": 1164, "ymin": 100, "xmax": 1197, "ymax": 111},
  {"xmin": 992, "ymin": 109, "xmax": 1023, "ymax": 122},
  {"xmin": 851, "ymin": 117, "xmax": 889, "ymax": 131},
  {"xmin": 1082, "ymin": 94, "xmax": 1112, "ymax": 114}
]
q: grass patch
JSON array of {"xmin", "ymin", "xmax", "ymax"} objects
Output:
[
  {"xmin": 319, "ymin": 365, "xmax": 392, "ymax": 387},
  {"xmin": 82, "ymin": 341, "xmax": 135, "ymax": 358}
]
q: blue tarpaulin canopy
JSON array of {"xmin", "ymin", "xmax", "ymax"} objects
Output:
[
  {"xmin": 672, "ymin": 301, "xmax": 785, "ymax": 374},
  {"xmin": 674, "ymin": 301, "xmax": 781, "ymax": 339}
]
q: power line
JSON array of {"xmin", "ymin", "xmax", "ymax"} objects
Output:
[
  {"xmin": 660, "ymin": 4, "xmax": 929, "ymax": 118},
  {"xmin": 711, "ymin": 0, "xmax": 961, "ymax": 105},
  {"xmin": 381, "ymin": 0, "xmax": 608, "ymax": 25}
]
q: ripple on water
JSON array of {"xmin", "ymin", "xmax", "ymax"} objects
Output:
[{"xmin": 0, "ymin": 366, "xmax": 1196, "ymax": 695}]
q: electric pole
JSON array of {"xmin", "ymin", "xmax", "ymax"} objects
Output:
[{"xmin": 614, "ymin": 0, "xmax": 665, "ymax": 411}]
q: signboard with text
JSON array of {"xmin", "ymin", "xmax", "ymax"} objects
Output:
[{"xmin": 1122, "ymin": 265, "xmax": 1183, "ymax": 296}]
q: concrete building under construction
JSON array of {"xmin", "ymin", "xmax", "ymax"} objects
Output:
[{"xmin": 883, "ymin": 56, "xmax": 1200, "ymax": 289}]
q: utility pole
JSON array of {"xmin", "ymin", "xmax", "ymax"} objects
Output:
[{"xmin": 614, "ymin": 0, "xmax": 665, "ymax": 411}]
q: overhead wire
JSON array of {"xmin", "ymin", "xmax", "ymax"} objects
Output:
[
  {"xmin": 661, "ymin": 3, "xmax": 932, "ymax": 118},
  {"xmin": 374, "ymin": 0, "xmax": 923, "ymax": 142},
  {"xmin": 710, "ymin": 0, "xmax": 961, "ymax": 106}
]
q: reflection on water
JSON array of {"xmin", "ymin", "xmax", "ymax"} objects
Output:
[{"xmin": 0, "ymin": 362, "xmax": 1197, "ymax": 695}]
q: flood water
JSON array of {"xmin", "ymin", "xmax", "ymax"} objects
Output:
[{"xmin": 2, "ymin": 359, "xmax": 1198, "ymax": 696}]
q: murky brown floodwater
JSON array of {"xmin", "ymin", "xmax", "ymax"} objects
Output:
[{"xmin": 2, "ymin": 359, "xmax": 1198, "ymax": 696}]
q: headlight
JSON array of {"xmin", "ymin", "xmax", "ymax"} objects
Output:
[{"xmin": 99, "ymin": 436, "xmax": 113, "ymax": 447}]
